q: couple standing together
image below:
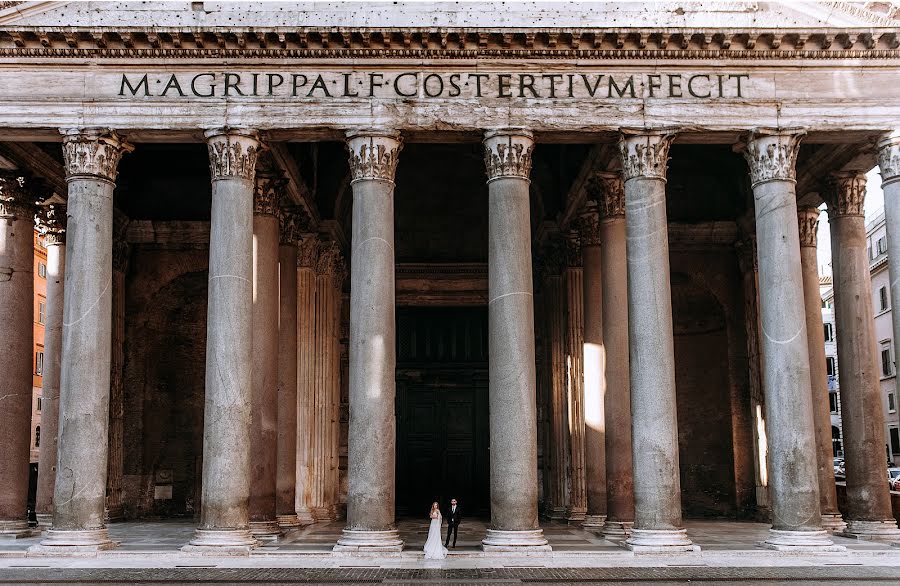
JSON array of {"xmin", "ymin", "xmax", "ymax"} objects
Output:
[{"xmin": 423, "ymin": 498, "xmax": 461, "ymax": 560}]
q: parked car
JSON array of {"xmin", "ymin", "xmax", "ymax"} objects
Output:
[
  {"xmin": 833, "ymin": 458, "xmax": 845, "ymax": 480},
  {"xmin": 888, "ymin": 467, "xmax": 900, "ymax": 490}
]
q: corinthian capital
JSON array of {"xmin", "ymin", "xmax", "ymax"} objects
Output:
[
  {"xmin": 589, "ymin": 171, "xmax": 626, "ymax": 218},
  {"xmin": 483, "ymin": 129, "xmax": 534, "ymax": 182},
  {"xmin": 742, "ymin": 129, "xmax": 804, "ymax": 187},
  {"xmin": 346, "ymin": 130, "xmax": 402, "ymax": 184},
  {"xmin": 825, "ymin": 171, "xmax": 867, "ymax": 218},
  {"xmin": 204, "ymin": 127, "xmax": 260, "ymax": 181},
  {"xmin": 316, "ymin": 240, "xmax": 346, "ymax": 288},
  {"xmin": 297, "ymin": 234, "xmax": 319, "ymax": 268},
  {"xmin": 35, "ymin": 203, "xmax": 67, "ymax": 245},
  {"xmin": 797, "ymin": 206, "xmax": 821, "ymax": 248},
  {"xmin": 564, "ymin": 229, "xmax": 582, "ymax": 267},
  {"xmin": 0, "ymin": 171, "xmax": 34, "ymax": 219},
  {"xmin": 619, "ymin": 130, "xmax": 675, "ymax": 181},
  {"xmin": 877, "ymin": 131, "xmax": 900, "ymax": 186},
  {"xmin": 60, "ymin": 128, "xmax": 133, "ymax": 183},
  {"xmin": 578, "ymin": 201, "xmax": 601, "ymax": 247},
  {"xmin": 254, "ymin": 174, "xmax": 285, "ymax": 216},
  {"xmin": 278, "ymin": 206, "xmax": 306, "ymax": 246}
]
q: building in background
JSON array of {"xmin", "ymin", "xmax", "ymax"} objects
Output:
[
  {"xmin": 820, "ymin": 275, "xmax": 843, "ymax": 458},
  {"xmin": 31, "ymin": 229, "xmax": 45, "ymax": 465}
]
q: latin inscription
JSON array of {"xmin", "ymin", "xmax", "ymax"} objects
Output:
[{"xmin": 119, "ymin": 71, "xmax": 750, "ymax": 100}]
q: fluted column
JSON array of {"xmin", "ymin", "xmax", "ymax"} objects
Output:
[
  {"xmin": 619, "ymin": 130, "xmax": 692, "ymax": 552},
  {"xmin": 34, "ymin": 204, "xmax": 66, "ymax": 528},
  {"xmin": 276, "ymin": 209, "xmax": 302, "ymax": 529},
  {"xmin": 295, "ymin": 237, "xmax": 318, "ymax": 525},
  {"xmin": 797, "ymin": 207, "xmax": 846, "ymax": 533},
  {"xmin": 578, "ymin": 202, "xmax": 607, "ymax": 532},
  {"xmin": 105, "ymin": 212, "xmax": 129, "ymax": 523},
  {"xmin": 481, "ymin": 129, "xmax": 549, "ymax": 551},
  {"xmin": 825, "ymin": 171, "xmax": 900, "ymax": 541},
  {"xmin": 248, "ymin": 170, "xmax": 283, "ymax": 540},
  {"xmin": 0, "ymin": 171, "xmax": 37, "ymax": 538},
  {"xmin": 594, "ymin": 172, "xmax": 634, "ymax": 539},
  {"xmin": 335, "ymin": 130, "xmax": 403, "ymax": 551},
  {"xmin": 35, "ymin": 129, "xmax": 132, "ymax": 552},
  {"xmin": 742, "ymin": 129, "xmax": 835, "ymax": 550},
  {"xmin": 564, "ymin": 230, "xmax": 587, "ymax": 522},
  {"xmin": 184, "ymin": 128, "xmax": 259, "ymax": 552}
]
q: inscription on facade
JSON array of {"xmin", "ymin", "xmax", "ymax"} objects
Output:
[{"xmin": 119, "ymin": 71, "xmax": 750, "ymax": 100}]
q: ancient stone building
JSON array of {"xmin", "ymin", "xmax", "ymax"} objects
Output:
[{"xmin": 1, "ymin": 0, "xmax": 900, "ymax": 554}]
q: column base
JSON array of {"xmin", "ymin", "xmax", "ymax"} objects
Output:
[
  {"xmin": 296, "ymin": 508, "xmax": 316, "ymax": 525},
  {"xmin": 482, "ymin": 529, "xmax": 551, "ymax": 552},
  {"xmin": 625, "ymin": 528, "xmax": 696, "ymax": 553},
  {"xmin": 333, "ymin": 529, "xmax": 403, "ymax": 552},
  {"xmin": 276, "ymin": 514, "xmax": 301, "ymax": 529},
  {"xmin": 249, "ymin": 520, "xmax": 283, "ymax": 541},
  {"xmin": 0, "ymin": 519, "xmax": 38, "ymax": 539},
  {"xmin": 601, "ymin": 520, "xmax": 634, "ymax": 540},
  {"xmin": 544, "ymin": 505, "xmax": 567, "ymax": 521},
  {"xmin": 820, "ymin": 512, "xmax": 848, "ymax": 533},
  {"xmin": 838, "ymin": 519, "xmax": 900, "ymax": 541},
  {"xmin": 580, "ymin": 514, "xmax": 606, "ymax": 533},
  {"xmin": 761, "ymin": 528, "xmax": 845, "ymax": 551},
  {"xmin": 28, "ymin": 528, "xmax": 117, "ymax": 554},
  {"xmin": 181, "ymin": 529, "xmax": 258, "ymax": 554},
  {"xmin": 312, "ymin": 505, "xmax": 338, "ymax": 522},
  {"xmin": 35, "ymin": 514, "xmax": 53, "ymax": 529},
  {"xmin": 566, "ymin": 507, "xmax": 587, "ymax": 523}
]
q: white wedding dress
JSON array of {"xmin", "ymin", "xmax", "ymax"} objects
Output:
[{"xmin": 423, "ymin": 511, "xmax": 448, "ymax": 559}]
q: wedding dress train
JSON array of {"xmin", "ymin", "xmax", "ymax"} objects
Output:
[{"xmin": 423, "ymin": 511, "xmax": 448, "ymax": 559}]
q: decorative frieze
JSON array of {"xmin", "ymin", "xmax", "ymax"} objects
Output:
[
  {"xmin": 483, "ymin": 129, "xmax": 534, "ymax": 182},
  {"xmin": 590, "ymin": 171, "xmax": 626, "ymax": 218},
  {"xmin": 346, "ymin": 131, "xmax": 402, "ymax": 184},
  {"xmin": 578, "ymin": 202, "xmax": 601, "ymax": 247},
  {"xmin": 797, "ymin": 206, "xmax": 821, "ymax": 248},
  {"xmin": 35, "ymin": 203, "xmax": 67, "ymax": 245},
  {"xmin": 0, "ymin": 171, "xmax": 32, "ymax": 219},
  {"xmin": 876, "ymin": 131, "xmax": 900, "ymax": 186},
  {"xmin": 204, "ymin": 127, "xmax": 260, "ymax": 181},
  {"xmin": 254, "ymin": 174, "xmax": 284, "ymax": 216},
  {"xmin": 60, "ymin": 128, "xmax": 133, "ymax": 182},
  {"xmin": 618, "ymin": 131, "xmax": 675, "ymax": 181},
  {"xmin": 825, "ymin": 171, "xmax": 867, "ymax": 218},
  {"xmin": 742, "ymin": 129, "xmax": 804, "ymax": 187}
]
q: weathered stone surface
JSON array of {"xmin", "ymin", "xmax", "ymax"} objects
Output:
[{"xmin": 275, "ymin": 241, "xmax": 300, "ymax": 529}]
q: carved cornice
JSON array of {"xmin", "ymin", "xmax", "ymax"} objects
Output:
[
  {"xmin": 204, "ymin": 127, "xmax": 260, "ymax": 181},
  {"xmin": 297, "ymin": 234, "xmax": 319, "ymax": 268},
  {"xmin": 589, "ymin": 171, "xmax": 625, "ymax": 218},
  {"xmin": 346, "ymin": 130, "xmax": 402, "ymax": 184},
  {"xmin": 876, "ymin": 131, "xmax": 900, "ymax": 186},
  {"xmin": 825, "ymin": 171, "xmax": 867, "ymax": 218},
  {"xmin": 483, "ymin": 129, "xmax": 534, "ymax": 182},
  {"xmin": 60, "ymin": 128, "xmax": 133, "ymax": 183},
  {"xmin": 742, "ymin": 128, "xmax": 804, "ymax": 187},
  {"xmin": 254, "ymin": 174, "xmax": 284, "ymax": 216},
  {"xmin": 619, "ymin": 130, "xmax": 675, "ymax": 181},
  {"xmin": 577, "ymin": 201, "xmax": 601, "ymax": 247},
  {"xmin": 35, "ymin": 203, "xmax": 67, "ymax": 245},
  {"xmin": 797, "ymin": 206, "xmax": 821, "ymax": 248},
  {"xmin": 564, "ymin": 230, "xmax": 582, "ymax": 267},
  {"xmin": 0, "ymin": 170, "xmax": 33, "ymax": 219}
]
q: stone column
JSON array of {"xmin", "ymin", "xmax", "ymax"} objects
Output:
[
  {"xmin": 276, "ymin": 209, "xmax": 301, "ymax": 529},
  {"xmin": 295, "ymin": 237, "xmax": 318, "ymax": 525},
  {"xmin": 797, "ymin": 206, "xmax": 846, "ymax": 532},
  {"xmin": 0, "ymin": 171, "xmax": 37, "ymax": 538},
  {"xmin": 106, "ymin": 212, "xmax": 129, "ymax": 523},
  {"xmin": 564, "ymin": 230, "xmax": 587, "ymax": 522},
  {"xmin": 577, "ymin": 202, "xmax": 607, "ymax": 532},
  {"xmin": 742, "ymin": 129, "xmax": 834, "ymax": 550},
  {"xmin": 34, "ymin": 204, "xmax": 66, "ymax": 528},
  {"xmin": 184, "ymin": 128, "xmax": 259, "ymax": 552},
  {"xmin": 248, "ymin": 170, "xmax": 283, "ymax": 540},
  {"xmin": 825, "ymin": 171, "xmax": 900, "ymax": 541},
  {"xmin": 35, "ymin": 129, "xmax": 132, "ymax": 552},
  {"xmin": 594, "ymin": 171, "xmax": 635, "ymax": 539},
  {"xmin": 619, "ymin": 130, "xmax": 692, "ymax": 552},
  {"xmin": 335, "ymin": 130, "xmax": 403, "ymax": 552},
  {"xmin": 481, "ymin": 129, "xmax": 549, "ymax": 551}
]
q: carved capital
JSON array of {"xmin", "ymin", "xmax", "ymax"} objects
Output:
[
  {"xmin": 297, "ymin": 234, "xmax": 319, "ymax": 268},
  {"xmin": 535, "ymin": 238, "xmax": 566, "ymax": 281},
  {"xmin": 35, "ymin": 203, "xmax": 67, "ymax": 245},
  {"xmin": 316, "ymin": 240, "xmax": 346, "ymax": 288},
  {"xmin": 60, "ymin": 128, "xmax": 133, "ymax": 183},
  {"xmin": 619, "ymin": 130, "xmax": 675, "ymax": 181},
  {"xmin": 483, "ymin": 129, "xmax": 534, "ymax": 182},
  {"xmin": 254, "ymin": 174, "xmax": 284, "ymax": 216},
  {"xmin": 825, "ymin": 171, "xmax": 867, "ymax": 218},
  {"xmin": 742, "ymin": 129, "xmax": 804, "ymax": 187},
  {"xmin": 346, "ymin": 130, "xmax": 402, "ymax": 184},
  {"xmin": 564, "ymin": 230, "xmax": 582, "ymax": 267},
  {"xmin": 277, "ymin": 206, "xmax": 306, "ymax": 245},
  {"xmin": 0, "ymin": 171, "xmax": 34, "ymax": 219},
  {"xmin": 204, "ymin": 127, "xmax": 260, "ymax": 181},
  {"xmin": 877, "ymin": 131, "xmax": 900, "ymax": 186},
  {"xmin": 797, "ymin": 206, "xmax": 821, "ymax": 248},
  {"xmin": 577, "ymin": 201, "xmax": 601, "ymax": 247},
  {"xmin": 590, "ymin": 171, "xmax": 626, "ymax": 218}
]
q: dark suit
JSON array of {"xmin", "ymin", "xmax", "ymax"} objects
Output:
[{"xmin": 444, "ymin": 504, "xmax": 461, "ymax": 547}]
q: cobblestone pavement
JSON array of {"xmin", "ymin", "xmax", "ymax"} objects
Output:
[{"xmin": 1, "ymin": 565, "xmax": 899, "ymax": 584}]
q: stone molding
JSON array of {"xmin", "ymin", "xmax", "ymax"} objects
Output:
[
  {"xmin": 619, "ymin": 130, "xmax": 675, "ymax": 181},
  {"xmin": 876, "ymin": 131, "xmax": 900, "ymax": 186},
  {"xmin": 565, "ymin": 229, "xmax": 582, "ymax": 267},
  {"xmin": 590, "ymin": 171, "xmax": 626, "ymax": 218},
  {"xmin": 60, "ymin": 128, "xmax": 133, "ymax": 183},
  {"xmin": 577, "ymin": 201, "xmax": 601, "ymax": 247},
  {"xmin": 254, "ymin": 174, "xmax": 284, "ymax": 216},
  {"xmin": 742, "ymin": 128, "xmax": 804, "ymax": 187},
  {"xmin": 35, "ymin": 202, "xmax": 66, "ymax": 245},
  {"xmin": 204, "ymin": 127, "xmax": 260, "ymax": 181},
  {"xmin": 825, "ymin": 171, "xmax": 867, "ymax": 218},
  {"xmin": 277, "ymin": 206, "xmax": 304, "ymax": 245},
  {"xmin": 797, "ymin": 206, "xmax": 821, "ymax": 248},
  {"xmin": 346, "ymin": 130, "xmax": 402, "ymax": 184},
  {"xmin": 483, "ymin": 129, "xmax": 534, "ymax": 182},
  {"xmin": 0, "ymin": 170, "xmax": 32, "ymax": 219}
]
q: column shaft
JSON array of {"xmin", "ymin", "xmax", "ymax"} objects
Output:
[
  {"xmin": 106, "ymin": 215, "xmax": 128, "ymax": 523},
  {"xmin": 543, "ymin": 264, "xmax": 568, "ymax": 520},
  {"xmin": 564, "ymin": 236, "xmax": 587, "ymax": 522},
  {"xmin": 295, "ymin": 240, "xmax": 318, "ymax": 525}
]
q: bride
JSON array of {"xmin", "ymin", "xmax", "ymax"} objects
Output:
[{"xmin": 423, "ymin": 502, "xmax": 448, "ymax": 560}]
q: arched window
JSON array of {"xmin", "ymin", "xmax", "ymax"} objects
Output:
[{"xmin": 35, "ymin": 425, "xmax": 41, "ymax": 448}]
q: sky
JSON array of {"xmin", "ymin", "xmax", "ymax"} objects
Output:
[{"xmin": 816, "ymin": 166, "xmax": 884, "ymax": 277}]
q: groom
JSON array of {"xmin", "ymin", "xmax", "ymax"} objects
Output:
[{"xmin": 444, "ymin": 498, "xmax": 461, "ymax": 548}]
